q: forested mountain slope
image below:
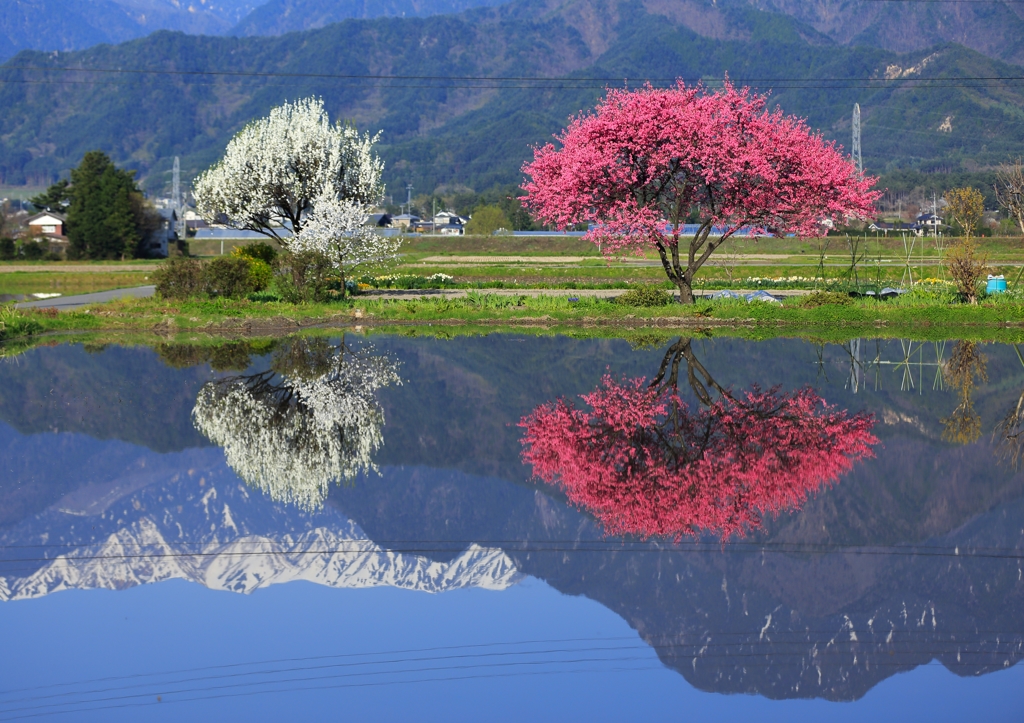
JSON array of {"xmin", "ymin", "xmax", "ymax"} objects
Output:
[
  {"xmin": 749, "ymin": 0, "xmax": 1024, "ymax": 66},
  {"xmin": 0, "ymin": 0, "xmax": 258, "ymax": 60},
  {"xmin": 233, "ymin": 0, "xmax": 510, "ymax": 35},
  {"xmin": 231, "ymin": 0, "xmax": 1024, "ymax": 66},
  {"xmin": 1, "ymin": 0, "xmax": 1021, "ymax": 194}
]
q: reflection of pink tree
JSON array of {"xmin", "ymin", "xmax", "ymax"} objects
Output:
[{"xmin": 520, "ymin": 339, "xmax": 877, "ymax": 540}]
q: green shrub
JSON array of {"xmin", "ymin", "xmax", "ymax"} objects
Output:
[
  {"xmin": 274, "ymin": 250, "xmax": 334, "ymax": 303},
  {"xmin": 247, "ymin": 258, "xmax": 273, "ymax": 291},
  {"xmin": 154, "ymin": 257, "xmax": 204, "ymax": 299},
  {"xmin": 232, "ymin": 242, "xmax": 278, "ymax": 265},
  {"xmin": 20, "ymin": 240, "xmax": 47, "ymax": 260},
  {"xmin": 799, "ymin": 291, "xmax": 853, "ymax": 308},
  {"xmin": 203, "ymin": 256, "xmax": 256, "ymax": 298},
  {"xmin": 614, "ymin": 285, "xmax": 674, "ymax": 307},
  {"xmin": 247, "ymin": 291, "xmax": 281, "ymax": 302},
  {"xmin": 0, "ymin": 238, "xmax": 15, "ymax": 260}
]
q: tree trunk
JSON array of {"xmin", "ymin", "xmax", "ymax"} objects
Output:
[{"xmin": 676, "ymin": 279, "xmax": 694, "ymax": 304}]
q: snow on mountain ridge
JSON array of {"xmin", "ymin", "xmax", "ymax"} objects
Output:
[
  {"xmin": 0, "ymin": 498, "xmax": 522, "ymax": 601},
  {"xmin": 0, "ymin": 473, "xmax": 524, "ymax": 602}
]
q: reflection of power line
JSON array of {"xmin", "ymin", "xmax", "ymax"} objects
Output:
[
  {"xmin": 5, "ymin": 630, "xmax": 1016, "ymax": 702},
  {"xmin": 2, "ymin": 543, "xmax": 1020, "ymax": 562},
  {"xmin": 0, "ymin": 637, "xmax": 1018, "ymax": 719}
]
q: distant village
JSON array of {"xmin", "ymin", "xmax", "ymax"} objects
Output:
[
  {"xmin": 0, "ymin": 193, "xmax": 477, "ymax": 261},
  {"xmin": 2, "ymin": 189, "xmax": 964, "ymax": 261}
]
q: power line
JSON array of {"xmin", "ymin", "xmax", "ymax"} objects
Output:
[{"xmin": 2, "ymin": 64, "xmax": 1023, "ymax": 85}]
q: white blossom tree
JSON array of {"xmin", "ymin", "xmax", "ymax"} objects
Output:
[
  {"xmin": 193, "ymin": 97, "xmax": 384, "ymax": 247},
  {"xmin": 291, "ymin": 195, "xmax": 402, "ymax": 288},
  {"xmin": 192, "ymin": 338, "xmax": 401, "ymax": 511}
]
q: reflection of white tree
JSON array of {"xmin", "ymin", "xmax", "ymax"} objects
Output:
[{"xmin": 192, "ymin": 339, "xmax": 401, "ymax": 511}]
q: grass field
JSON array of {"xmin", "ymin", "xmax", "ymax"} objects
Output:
[{"xmin": 3, "ymin": 232, "xmax": 1023, "ymax": 299}]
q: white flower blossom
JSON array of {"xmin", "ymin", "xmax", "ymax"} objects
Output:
[
  {"xmin": 192, "ymin": 342, "xmax": 401, "ymax": 511},
  {"xmin": 292, "ymin": 196, "xmax": 401, "ymax": 277},
  {"xmin": 193, "ymin": 97, "xmax": 384, "ymax": 247}
]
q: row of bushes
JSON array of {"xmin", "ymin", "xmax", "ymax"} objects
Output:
[
  {"xmin": 0, "ymin": 237, "xmax": 62, "ymax": 261},
  {"xmin": 153, "ymin": 244, "xmax": 349, "ymax": 303}
]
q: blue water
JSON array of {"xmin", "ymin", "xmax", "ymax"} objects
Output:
[
  {"xmin": 1, "ymin": 335, "xmax": 1022, "ymax": 721},
  {"xmin": 1, "ymin": 579, "xmax": 1021, "ymax": 722}
]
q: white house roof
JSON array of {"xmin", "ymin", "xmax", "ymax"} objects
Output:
[{"xmin": 27, "ymin": 212, "xmax": 66, "ymax": 225}]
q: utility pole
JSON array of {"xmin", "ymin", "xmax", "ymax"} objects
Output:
[
  {"xmin": 172, "ymin": 157, "xmax": 187, "ymax": 252},
  {"xmin": 852, "ymin": 103, "xmax": 863, "ymax": 175}
]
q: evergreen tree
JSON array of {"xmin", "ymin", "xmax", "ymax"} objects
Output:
[
  {"xmin": 30, "ymin": 179, "xmax": 71, "ymax": 213},
  {"xmin": 65, "ymin": 151, "xmax": 148, "ymax": 260}
]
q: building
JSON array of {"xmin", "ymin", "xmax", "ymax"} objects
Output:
[
  {"xmin": 868, "ymin": 221, "xmax": 923, "ymax": 236},
  {"xmin": 391, "ymin": 214, "xmax": 421, "ymax": 229},
  {"xmin": 917, "ymin": 213, "xmax": 944, "ymax": 233},
  {"xmin": 367, "ymin": 213, "xmax": 393, "ymax": 228},
  {"xmin": 26, "ymin": 212, "xmax": 66, "ymax": 238},
  {"xmin": 139, "ymin": 207, "xmax": 178, "ymax": 258},
  {"xmin": 432, "ymin": 211, "xmax": 469, "ymax": 227}
]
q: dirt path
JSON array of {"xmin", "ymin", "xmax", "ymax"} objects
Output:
[{"xmin": 0, "ymin": 265, "xmax": 156, "ymax": 273}]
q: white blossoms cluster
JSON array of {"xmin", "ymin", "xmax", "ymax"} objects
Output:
[
  {"xmin": 291, "ymin": 195, "xmax": 401, "ymax": 273},
  {"xmin": 192, "ymin": 344, "xmax": 401, "ymax": 511},
  {"xmin": 193, "ymin": 97, "xmax": 384, "ymax": 245}
]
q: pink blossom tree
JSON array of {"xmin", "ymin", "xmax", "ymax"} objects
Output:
[
  {"xmin": 519, "ymin": 338, "xmax": 877, "ymax": 540},
  {"xmin": 521, "ymin": 82, "xmax": 882, "ymax": 302}
]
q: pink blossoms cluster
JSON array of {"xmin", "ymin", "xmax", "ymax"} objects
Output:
[{"xmin": 520, "ymin": 376, "xmax": 878, "ymax": 540}]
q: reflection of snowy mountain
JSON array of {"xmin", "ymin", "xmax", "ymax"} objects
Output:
[{"xmin": 0, "ymin": 450, "xmax": 520, "ymax": 602}]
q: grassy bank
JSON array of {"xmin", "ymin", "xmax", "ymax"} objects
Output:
[{"xmin": 4, "ymin": 287, "xmax": 1024, "ymax": 352}]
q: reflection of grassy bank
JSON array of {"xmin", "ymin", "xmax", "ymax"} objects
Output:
[{"xmin": 7, "ymin": 326, "xmax": 1024, "ymax": 366}]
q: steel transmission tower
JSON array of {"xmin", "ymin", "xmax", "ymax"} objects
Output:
[{"xmin": 852, "ymin": 103, "xmax": 863, "ymax": 175}]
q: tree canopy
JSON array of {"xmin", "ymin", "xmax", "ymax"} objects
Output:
[
  {"xmin": 465, "ymin": 205, "xmax": 511, "ymax": 235},
  {"xmin": 33, "ymin": 152, "xmax": 158, "ymax": 260},
  {"xmin": 522, "ymin": 82, "xmax": 880, "ymax": 302},
  {"xmin": 193, "ymin": 97, "xmax": 384, "ymax": 248}
]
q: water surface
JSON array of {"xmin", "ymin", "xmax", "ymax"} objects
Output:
[{"xmin": 1, "ymin": 334, "xmax": 1022, "ymax": 721}]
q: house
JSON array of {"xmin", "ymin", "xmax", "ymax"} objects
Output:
[
  {"xmin": 868, "ymin": 221, "xmax": 923, "ymax": 236},
  {"xmin": 367, "ymin": 213, "xmax": 392, "ymax": 228},
  {"xmin": 917, "ymin": 213, "xmax": 944, "ymax": 233},
  {"xmin": 432, "ymin": 211, "xmax": 466, "ymax": 227},
  {"xmin": 392, "ymin": 214, "xmax": 421, "ymax": 229},
  {"xmin": 27, "ymin": 212, "xmax": 66, "ymax": 238},
  {"xmin": 439, "ymin": 224, "xmax": 464, "ymax": 236},
  {"xmin": 140, "ymin": 207, "xmax": 177, "ymax": 258}
]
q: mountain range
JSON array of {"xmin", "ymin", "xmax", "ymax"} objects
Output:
[
  {"xmin": 0, "ymin": 0, "xmax": 505, "ymax": 61},
  {"xmin": 2, "ymin": 0, "xmax": 1022, "ymax": 198},
  {"xmin": 8, "ymin": 1, "xmax": 1024, "ymax": 64}
]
